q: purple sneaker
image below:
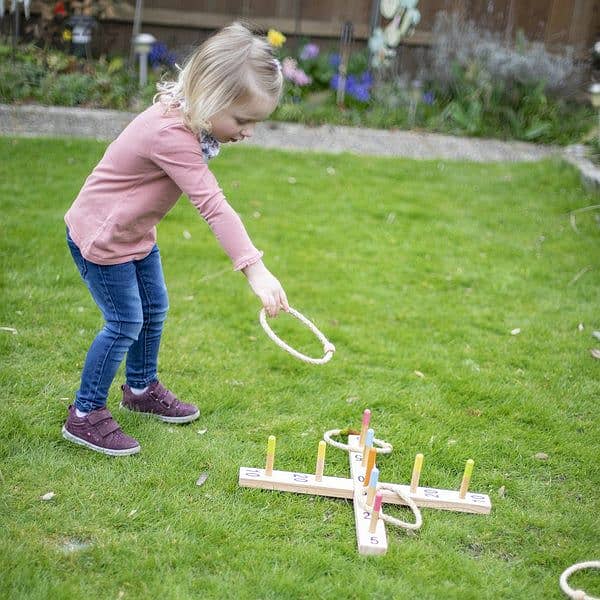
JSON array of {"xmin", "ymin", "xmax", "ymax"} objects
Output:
[
  {"xmin": 62, "ymin": 405, "xmax": 141, "ymax": 456},
  {"xmin": 120, "ymin": 381, "xmax": 200, "ymax": 424}
]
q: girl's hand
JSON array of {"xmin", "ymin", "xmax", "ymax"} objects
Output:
[{"xmin": 242, "ymin": 260, "xmax": 289, "ymax": 317}]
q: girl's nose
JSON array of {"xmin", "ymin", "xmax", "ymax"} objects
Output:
[{"xmin": 241, "ymin": 123, "xmax": 255, "ymax": 138}]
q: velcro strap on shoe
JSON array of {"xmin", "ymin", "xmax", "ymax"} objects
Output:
[
  {"xmin": 87, "ymin": 408, "xmax": 113, "ymax": 425},
  {"xmin": 96, "ymin": 419, "xmax": 121, "ymax": 437},
  {"xmin": 152, "ymin": 385, "xmax": 176, "ymax": 408}
]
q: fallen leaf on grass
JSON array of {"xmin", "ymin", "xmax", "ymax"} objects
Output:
[
  {"xmin": 498, "ymin": 485, "xmax": 506, "ymax": 498},
  {"xmin": 128, "ymin": 509, "xmax": 137, "ymax": 517},
  {"xmin": 466, "ymin": 408, "xmax": 482, "ymax": 417},
  {"xmin": 41, "ymin": 492, "xmax": 55, "ymax": 501},
  {"xmin": 0, "ymin": 327, "xmax": 17, "ymax": 335},
  {"xmin": 414, "ymin": 370, "xmax": 425, "ymax": 378},
  {"xmin": 196, "ymin": 472, "xmax": 209, "ymax": 487},
  {"xmin": 534, "ymin": 452, "xmax": 549, "ymax": 460},
  {"xmin": 578, "ymin": 323, "xmax": 584, "ymax": 331},
  {"xmin": 590, "ymin": 349, "xmax": 600, "ymax": 360},
  {"xmin": 510, "ymin": 328, "xmax": 521, "ymax": 335},
  {"xmin": 196, "ymin": 429, "xmax": 207, "ymax": 435}
]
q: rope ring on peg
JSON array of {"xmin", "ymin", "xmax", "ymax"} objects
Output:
[
  {"xmin": 323, "ymin": 429, "xmax": 393, "ymax": 455},
  {"xmin": 559, "ymin": 561, "xmax": 600, "ymax": 600},
  {"xmin": 357, "ymin": 484, "xmax": 422, "ymax": 531},
  {"xmin": 259, "ymin": 307, "xmax": 335, "ymax": 365}
]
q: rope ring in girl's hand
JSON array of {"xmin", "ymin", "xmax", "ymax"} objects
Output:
[{"xmin": 259, "ymin": 307, "xmax": 335, "ymax": 365}]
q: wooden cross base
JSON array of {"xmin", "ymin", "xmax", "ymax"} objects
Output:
[{"xmin": 239, "ymin": 435, "xmax": 491, "ymax": 555}]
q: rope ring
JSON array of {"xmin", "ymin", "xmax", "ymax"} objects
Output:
[
  {"xmin": 259, "ymin": 307, "xmax": 335, "ymax": 365},
  {"xmin": 323, "ymin": 428, "xmax": 393, "ymax": 455},
  {"xmin": 559, "ymin": 561, "xmax": 600, "ymax": 600},
  {"xmin": 357, "ymin": 484, "xmax": 423, "ymax": 531}
]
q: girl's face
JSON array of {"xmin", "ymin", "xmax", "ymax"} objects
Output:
[{"xmin": 209, "ymin": 94, "xmax": 278, "ymax": 143}]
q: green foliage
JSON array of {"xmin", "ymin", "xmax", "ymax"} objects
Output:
[
  {"xmin": 1, "ymin": 137, "xmax": 599, "ymax": 599},
  {"xmin": 586, "ymin": 137, "xmax": 600, "ymax": 166},
  {"xmin": 425, "ymin": 62, "xmax": 593, "ymax": 144},
  {"xmin": 0, "ymin": 44, "xmax": 168, "ymax": 110},
  {"xmin": 0, "ymin": 42, "xmax": 595, "ymax": 145}
]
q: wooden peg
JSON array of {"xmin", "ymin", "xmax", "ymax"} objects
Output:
[
  {"xmin": 315, "ymin": 440, "xmax": 326, "ymax": 481},
  {"xmin": 410, "ymin": 453, "xmax": 424, "ymax": 493},
  {"xmin": 265, "ymin": 435, "xmax": 276, "ymax": 476},
  {"xmin": 459, "ymin": 459, "xmax": 474, "ymax": 499}
]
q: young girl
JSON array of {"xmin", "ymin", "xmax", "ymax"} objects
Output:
[{"xmin": 62, "ymin": 22, "xmax": 289, "ymax": 456}]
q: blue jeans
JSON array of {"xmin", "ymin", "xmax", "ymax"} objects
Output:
[{"xmin": 67, "ymin": 230, "xmax": 169, "ymax": 412}]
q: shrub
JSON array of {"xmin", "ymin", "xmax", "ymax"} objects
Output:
[{"xmin": 429, "ymin": 12, "xmax": 584, "ymax": 97}]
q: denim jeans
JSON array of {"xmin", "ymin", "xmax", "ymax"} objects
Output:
[{"xmin": 67, "ymin": 230, "xmax": 169, "ymax": 412}]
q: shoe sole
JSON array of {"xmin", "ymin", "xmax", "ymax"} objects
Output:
[
  {"xmin": 119, "ymin": 403, "xmax": 200, "ymax": 424},
  {"xmin": 61, "ymin": 426, "xmax": 141, "ymax": 456}
]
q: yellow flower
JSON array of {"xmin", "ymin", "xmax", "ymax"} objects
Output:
[
  {"xmin": 62, "ymin": 29, "xmax": 72, "ymax": 42},
  {"xmin": 267, "ymin": 29, "xmax": 286, "ymax": 48}
]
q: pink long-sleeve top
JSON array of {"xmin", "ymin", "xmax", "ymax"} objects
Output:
[{"xmin": 65, "ymin": 101, "xmax": 263, "ymax": 269}]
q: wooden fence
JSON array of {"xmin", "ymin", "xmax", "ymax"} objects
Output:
[{"xmin": 104, "ymin": 0, "xmax": 598, "ymax": 53}]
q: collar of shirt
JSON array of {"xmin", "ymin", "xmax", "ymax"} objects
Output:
[{"xmin": 200, "ymin": 133, "xmax": 220, "ymax": 161}]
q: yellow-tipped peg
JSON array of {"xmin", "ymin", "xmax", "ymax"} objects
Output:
[
  {"xmin": 265, "ymin": 435, "xmax": 276, "ymax": 476},
  {"xmin": 315, "ymin": 440, "xmax": 326, "ymax": 481},
  {"xmin": 459, "ymin": 458, "xmax": 475, "ymax": 499},
  {"xmin": 410, "ymin": 453, "xmax": 424, "ymax": 493}
]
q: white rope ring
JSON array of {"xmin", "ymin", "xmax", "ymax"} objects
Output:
[
  {"xmin": 323, "ymin": 428, "xmax": 393, "ymax": 455},
  {"xmin": 259, "ymin": 307, "xmax": 335, "ymax": 365},
  {"xmin": 357, "ymin": 484, "xmax": 423, "ymax": 531},
  {"xmin": 559, "ymin": 561, "xmax": 600, "ymax": 600}
]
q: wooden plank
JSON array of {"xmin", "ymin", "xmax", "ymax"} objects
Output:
[
  {"xmin": 103, "ymin": 3, "xmax": 434, "ymax": 43},
  {"xmin": 239, "ymin": 465, "xmax": 491, "ymax": 515},
  {"xmin": 378, "ymin": 483, "xmax": 491, "ymax": 514},
  {"xmin": 568, "ymin": 0, "xmax": 596, "ymax": 51},
  {"xmin": 239, "ymin": 466, "xmax": 354, "ymax": 498},
  {"xmin": 348, "ymin": 435, "xmax": 387, "ymax": 556},
  {"xmin": 544, "ymin": 0, "xmax": 573, "ymax": 46}
]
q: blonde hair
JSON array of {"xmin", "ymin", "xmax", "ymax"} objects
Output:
[{"xmin": 156, "ymin": 22, "xmax": 283, "ymax": 135}]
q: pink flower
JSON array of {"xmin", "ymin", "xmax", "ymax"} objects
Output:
[
  {"xmin": 293, "ymin": 70, "xmax": 312, "ymax": 86},
  {"xmin": 282, "ymin": 57, "xmax": 298, "ymax": 80},
  {"xmin": 281, "ymin": 57, "xmax": 312, "ymax": 86}
]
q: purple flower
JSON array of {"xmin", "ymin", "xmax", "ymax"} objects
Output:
[
  {"xmin": 423, "ymin": 91, "xmax": 435, "ymax": 105},
  {"xmin": 300, "ymin": 43, "xmax": 319, "ymax": 61},
  {"xmin": 328, "ymin": 53, "xmax": 341, "ymax": 68},
  {"xmin": 148, "ymin": 42, "xmax": 176, "ymax": 68},
  {"xmin": 330, "ymin": 71, "xmax": 372, "ymax": 102}
]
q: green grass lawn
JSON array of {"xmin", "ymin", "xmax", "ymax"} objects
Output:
[{"xmin": 0, "ymin": 136, "xmax": 598, "ymax": 599}]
